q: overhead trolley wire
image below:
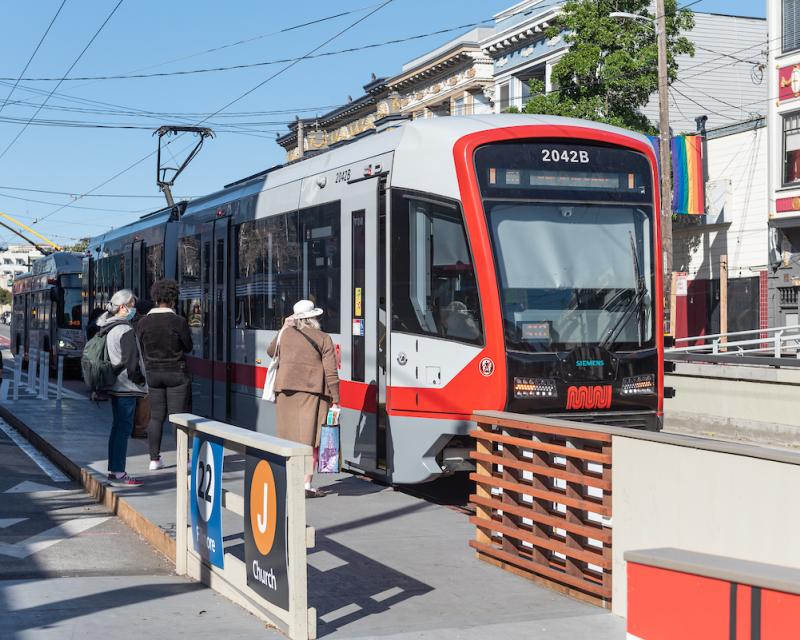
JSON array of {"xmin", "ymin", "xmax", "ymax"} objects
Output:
[
  {"xmin": 25, "ymin": 0, "xmax": 711, "ymax": 225},
  {"xmin": 0, "ymin": 0, "xmax": 67, "ymax": 117},
  {"xmin": 34, "ymin": 0, "xmax": 396, "ymax": 226},
  {"xmin": 99, "ymin": 3, "xmax": 387, "ymax": 80},
  {"xmin": 0, "ymin": 0, "xmax": 125, "ymax": 163},
  {"xmin": 1, "ymin": 19, "xmax": 495, "ymax": 82},
  {"xmin": 0, "ymin": 185, "xmax": 195, "ymax": 199},
  {"xmin": 0, "ymin": 0, "xmax": 706, "ymax": 84}
]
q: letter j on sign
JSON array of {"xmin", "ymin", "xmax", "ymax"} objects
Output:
[{"xmin": 245, "ymin": 449, "xmax": 289, "ymax": 610}]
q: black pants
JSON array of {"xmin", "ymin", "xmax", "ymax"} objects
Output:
[{"xmin": 146, "ymin": 369, "xmax": 190, "ymax": 461}]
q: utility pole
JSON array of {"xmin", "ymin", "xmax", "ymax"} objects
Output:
[{"xmin": 655, "ymin": 0, "xmax": 673, "ymax": 336}]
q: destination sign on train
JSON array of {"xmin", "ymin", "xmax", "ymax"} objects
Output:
[{"xmin": 487, "ymin": 167, "xmax": 642, "ymax": 192}]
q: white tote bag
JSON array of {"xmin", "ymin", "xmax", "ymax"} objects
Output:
[{"xmin": 262, "ymin": 329, "xmax": 284, "ymax": 403}]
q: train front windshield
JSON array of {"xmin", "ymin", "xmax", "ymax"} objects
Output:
[
  {"xmin": 476, "ymin": 141, "xmax": 656, "ymax": 353},
  {"xmin": 59, "ymin": 274, "xmax": 82, "ymax": 328}
]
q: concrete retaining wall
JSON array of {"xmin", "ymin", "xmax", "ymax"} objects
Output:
[
  {"xmin": 611, "ymin": 432, "xmax": 800, "ymax": 616},
  {"xmin": 664, "ymin": 362, "xmax": 800, "ymax": 446}
]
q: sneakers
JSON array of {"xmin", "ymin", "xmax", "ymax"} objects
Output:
[
  {"xmin": 108, "ymin": 473, "xmax": 143, "ymax": 487},
  {"xmin": 149, "ymin": 458, "xmax": 164, "ymax": 471}
]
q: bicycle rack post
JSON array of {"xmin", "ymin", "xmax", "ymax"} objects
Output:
[
  {"xmin": 13, "ymin": 353, "xmax": 21, "ymax": 401},
  {"xmin": 27, "ymin": 348, "xmax": 37, "ymax": 393},
  {"xmin": 39, "ymin": 351, "xmax": 49, "ymax": 400},
  {"xmin": 56, "ymin": 354, "xmax": 64, "ymax": 400}
]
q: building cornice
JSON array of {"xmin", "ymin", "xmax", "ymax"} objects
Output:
[
  {"xmin": 482, "ymin": 8, "xmax": 559, "ymax": 55},
  {"xmin": 389, "ymin": 46, "xmax": 486, "ymax": 90}
]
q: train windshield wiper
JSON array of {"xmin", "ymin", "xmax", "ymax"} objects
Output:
[{"xmin": 600, "ymin": 231, "xmax": 647, "ymax": 351}]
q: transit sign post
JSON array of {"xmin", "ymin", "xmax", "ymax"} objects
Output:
[
  {"xmin": 245, "ymin": 449, "xmax": 290, "ymax": 611},
  {"xmin": 190, "ymin": 436, "xmax": 225, "ymax": 568}
]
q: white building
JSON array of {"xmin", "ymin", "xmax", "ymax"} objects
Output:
[
  {"xmin": 0, "ymin": 244, "xmax": 41, "ymax": 290},
  {"xmin": 767, "ymin": 0, "xmax": 800, "ymax": 327},
  {"xmin": 673, "ymin": 119, "xmax": 768, "ymax": 336},
  {"xmin": 482, "ymin": 2, "xmax": 767, "ymax": 135}
]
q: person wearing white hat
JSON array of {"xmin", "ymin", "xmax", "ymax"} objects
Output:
[{"xmin": 267, "ymin": 299, "xmax": 340, "ymax": 497}]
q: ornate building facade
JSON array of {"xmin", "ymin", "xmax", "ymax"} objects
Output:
[
  {"xmin": 481, "ymin": 0, "xmax": 565, "ymax": 112},
  {"xmin": 276, "ymin": 28, "xmax": 495, "ymax": 161}
]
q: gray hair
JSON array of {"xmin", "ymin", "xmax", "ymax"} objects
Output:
[
  {"xmin": 107, "ymin": 289, "xmax": 136, "ymax": 314},
  {"xmin": 294, "ymin": 317, "xmax": 321, "ymax": 331}
]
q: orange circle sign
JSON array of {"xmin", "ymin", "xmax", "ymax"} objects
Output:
[{"xmin": 249, "ymin": 460, "xmax": 278, "ymax": 556}]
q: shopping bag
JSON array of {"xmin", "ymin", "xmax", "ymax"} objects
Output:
[
  {"xmin": 262, "ymin": 329, "xmax": 284, "ymax": 403},
  {"xmin": 318, "ymin": 424, "xmax": 340, "ymax": 474}
]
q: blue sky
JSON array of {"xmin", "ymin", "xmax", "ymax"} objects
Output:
[{"xmin": 0, "ymin": 0, "xmax": 765, "ymax": 245}]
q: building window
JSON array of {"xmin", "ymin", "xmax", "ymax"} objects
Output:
[
  {"xmin": 452, "ymin": 96, "xmax": 465, "ymax": 116},
  {"xmin": 785, "ymin": 0, "xmax": 800, "ymax": 53},
  {"xmin": 391, "ymin": 191, "xmax": 483, "ymax": 344},
  {"xmin": 783, "ymin": 112, "xmax": 800, "ymax": 185},
  {"xmin": 499, "ymin": 83, "xmax": 510, "ymax": 111}
]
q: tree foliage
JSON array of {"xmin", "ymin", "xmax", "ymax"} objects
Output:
[
  {"xmin": 0, "ymin": 288, "xmax": 10, "ymax": 306},
  {"xmin": 64, "ymin": 238, "xmax": 89, "ymax": 253},
  {"xmin": 519, "ymin": 0, "xmax": 694, "ymax": 133}
]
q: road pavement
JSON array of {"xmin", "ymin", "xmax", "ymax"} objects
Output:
[{"xmin": 0, "ymin": 416, "xmax": 277, "ymax": 639}]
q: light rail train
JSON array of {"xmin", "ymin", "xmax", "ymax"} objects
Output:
[{"xmin": 83, "ymin": 115, "xmax": 664, "ymax": 484}]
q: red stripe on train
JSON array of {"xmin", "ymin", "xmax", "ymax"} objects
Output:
[{"xmin": 186, "ymin": 355, "xmax": 378, "ymax": 414}]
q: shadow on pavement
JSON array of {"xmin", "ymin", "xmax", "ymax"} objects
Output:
[{"xmin": 1, "ymin": 580, "xmax": 206, "ymax": 638}]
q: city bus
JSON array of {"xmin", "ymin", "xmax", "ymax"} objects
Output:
[{"xmin": 12, "ymin": 252, "xmax": 85, "ymax": 367}]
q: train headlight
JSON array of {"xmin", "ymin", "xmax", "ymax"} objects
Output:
[
  {"xmin": 514, "ymin": 377, "xmax": 557, "ymax": 399},
  {"xmin": 58, "ymin": 339, "xmax": 77, "ymax": 350},
  {"xmin": 621, "ymin": 374, "xmax": 655, "ymax": 395}
]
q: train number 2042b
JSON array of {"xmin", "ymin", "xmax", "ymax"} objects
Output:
[
  {"xmin": 541, "ymin": 149, "xmax": 589, "ymax": 163},
  {"xmin": 335, "ymin": 169, "xmax": 351, "ymax": 183}
]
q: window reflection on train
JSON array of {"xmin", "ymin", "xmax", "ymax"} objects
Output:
[
  {"xmin": 391, "ymin": 192, "xmax": 482, "ymax": 345},
  {"xmin": 233, "ymin": 203, "xmax": 341, "ymax": 333}
]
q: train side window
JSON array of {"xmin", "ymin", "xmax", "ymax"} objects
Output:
[
  {"xmin": 179, "ymin": 235, "xmax": 202, "ymax": 326},
  {"xmin": 144, "ymin": 243, "xmax": 164, "ymax": 301},
  {"xmin": 235, "ymin": 213, "xmax": 300, "ymax": 331},
  {"xmin": 299, "ymin": 202, "xmax": 341, "ymax": 333},
  {"xmin": 391, "ymin": 191, "xmax": 483, "ymax": 345}
]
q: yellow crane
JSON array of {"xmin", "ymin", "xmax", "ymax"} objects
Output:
[{"xmin": 0, "ymin": 211, "xmax": 62, "ymax": 255}]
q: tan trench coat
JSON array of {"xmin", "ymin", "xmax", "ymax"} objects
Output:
[{"xmin": 267, "ymin": 326, "xmax": 340, "ymax": 447}]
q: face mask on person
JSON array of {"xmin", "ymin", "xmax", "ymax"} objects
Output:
[{"xmin": 126, "ymin": 306, "xmax": 137, "ymax": 321}]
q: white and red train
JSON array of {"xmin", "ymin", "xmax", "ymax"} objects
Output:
[{"xmin": 83, "ymin": 115, "xmax": 664, "ymax": 484}]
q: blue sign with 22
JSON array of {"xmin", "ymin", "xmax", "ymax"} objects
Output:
[{"xmin": 190, "ymin": 436, "xmax": 225, "ymax": 568}]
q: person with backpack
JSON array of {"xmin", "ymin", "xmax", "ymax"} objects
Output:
[
  {"xmin": 135, "ymin": 279, "xmax": 192, "ymax": 471},
  {"xmin": 90, "ymin": 289, "xmax": 148, "ymax": 487},
  {"xmin": 266, "ymin": 299, "xmax": 340, "ymax": 498}
]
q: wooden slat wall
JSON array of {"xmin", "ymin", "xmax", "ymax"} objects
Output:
[{"xmin": 469, "ymin": 415, "xmax": 613, "ymax": 608}]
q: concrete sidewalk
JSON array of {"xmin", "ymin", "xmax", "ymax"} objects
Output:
[{"xmin": 0, "ymin": 392, "xmax": 626, "ymax": 639}]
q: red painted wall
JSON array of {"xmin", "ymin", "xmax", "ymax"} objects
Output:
[{"xmin": 628, "ymin": 561, "xmax": 800, "ymax": 639}]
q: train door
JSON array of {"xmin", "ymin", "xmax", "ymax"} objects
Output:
[
  {"xmin": 387, "ymin": 191, "xmax": 484, "ymax": 413},
  {"xmin": 131, "ymin": 240, "xmax": 143, "ymax": 298},
  {"xmin": 341, "ymin": 178, "xmax": 387, "ymax": 477},
  {"xmin": 209, "ymin": 217, "xmax": 231, "ymax": 421}
]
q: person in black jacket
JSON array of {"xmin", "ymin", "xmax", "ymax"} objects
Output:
[{"xmin": 135, "ymin": 279, "xmax": 193, "ymax": 470}]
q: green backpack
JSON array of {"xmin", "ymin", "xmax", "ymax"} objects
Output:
[{"xmin": 81, "ymin": 325, "xmax": 119, "ymax": 392}]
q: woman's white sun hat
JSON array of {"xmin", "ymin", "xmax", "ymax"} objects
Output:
[{"xmin": 292, "ymin": 299, "xmax": 323, "ymax": 319}]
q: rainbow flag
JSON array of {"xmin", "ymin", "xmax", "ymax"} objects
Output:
[
  {"xmin": 648, "ymin": 134, "xmax": 706, "ymax": 215},
  {"xmin": 671, "ymin": 135, "xmax": 705, "ymax": 215}
]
